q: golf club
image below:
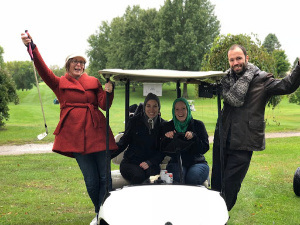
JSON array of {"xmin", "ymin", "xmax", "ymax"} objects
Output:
[{"xmin": 25, "ymin": 30, "xmax": 48, "ymax": 140}]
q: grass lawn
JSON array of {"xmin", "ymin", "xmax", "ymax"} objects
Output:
[
  {"xmin": 0, "ymin": 81, "xmax": 300, "ymax": 224},
  {"xmin": 0, "ymin": 153, "xmax": 120, "ymax": 225},
  {"xmin": 0, "ymin": 138, "xmax": 299, "ymax": 224},
  {"xmin": 228, "ymin": 137, "xmax": 300, "ymax": 225}
]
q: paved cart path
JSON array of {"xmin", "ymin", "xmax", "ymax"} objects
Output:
[{"xmin": 1, "ymin": 132, "xmax": 300, "ymax": 156}]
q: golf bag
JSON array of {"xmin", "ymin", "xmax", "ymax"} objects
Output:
[{"xmin": 293, "ymin": 167, "xmax": 300, "ymax": 196}]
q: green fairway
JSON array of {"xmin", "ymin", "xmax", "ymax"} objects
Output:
[{"xmin": 1, "ymin": 82, "xmax": 300, "ymax": 145}]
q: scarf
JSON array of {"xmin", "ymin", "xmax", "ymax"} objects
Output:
[
  {"xmin": 172, "ymin": 98, "xmax": 192, "ymax": 133},
  {"xmin": 143, "ymin": 114, "xmax": 158, "ymax": 134},
  {"xmin": 221, "ymin": 62, "xmax": 257, "ymax": 107}
]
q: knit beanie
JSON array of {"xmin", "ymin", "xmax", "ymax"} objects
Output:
[{"xmin": 143, "ymin": 93, "xmax": 161, "ymax": 112}]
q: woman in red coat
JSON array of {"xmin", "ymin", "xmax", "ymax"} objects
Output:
[{"xmin": 21, "ymin": 32, "xmax": 117, "ymax": 225}]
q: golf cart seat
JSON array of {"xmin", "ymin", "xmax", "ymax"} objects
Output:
[
  {"xmin": 111, "ymin": 133, "xmax": 129, "ymax": 189},
  {"xmin": 111, "ymin": 133, "xmax": 126, "ymax": 165},
  {"xmin": 111, "ymin": 133, "xmax": 209, "ymax": 189}
]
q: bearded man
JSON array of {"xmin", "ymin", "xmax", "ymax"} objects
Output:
[{"xmin": 211, "ymin": 44, "xmax": 300, "ymax": 211}]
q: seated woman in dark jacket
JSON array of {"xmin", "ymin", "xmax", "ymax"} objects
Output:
[
  {"xmin": 111, "ymin": 93, "xmax": 165, "ymax": 184},
  {"xmin": 161, "ymin": 98, "xmax": 209, "ymax": 185}
]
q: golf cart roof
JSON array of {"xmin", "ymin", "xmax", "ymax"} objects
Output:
[{"xmin": 99, "ymin": 69, "xmax": 226, "ymax": 83}]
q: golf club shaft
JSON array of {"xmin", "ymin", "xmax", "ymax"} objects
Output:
[{"xmin": 32, "ymin": 61, "xmax": 48, "ymax": 134}]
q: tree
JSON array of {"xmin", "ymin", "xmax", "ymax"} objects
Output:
[
  {"xmin": 88, "ymin": 6, "xmax": 159, "ymax": 89},
  {"xmin": 292, "ymin": 57, "xmax": 299, "ymax": 69},
  {"xmin": 105, "ymin": 6, "xmax": 159, "ymax": 71},
  {"xmin": 0, "ymin": 68, "xmax": 19, "ymax": 127},
  {"xmin": 263, "ymin": 33, "xmax": 281, "ymax": 53},
  {"xmin": 87, "ymin": 1, "xmax": 220, "ymax": 97},
  {"xmin": 262, "ymin": 34, "xmax": 290, "ymax": 78},
  {"xmin": 151, "ymin": 0, "xmax": 220, "ymax": 98},
  {"xmin": 289, "ymin": 88, "xmax": 300, "ymax": 105},
  {"xmin": 50, "ymin": 65, "xmax": 65, "ymax": 77},
  {"xmin": 5, "ymin": 61, "xmax": 36, "ymax": 91},
  {"xmin": 0, "ymin": 46, "xmax": 19, "ymax": 127},
  {"xmin": 272, "ymin": 50, "xmax": 290, "ymax": 78},
  {"xmin": 88, "ymin": 6, "xmax": 158, "ymax": 70},
  {"xmin": 202, "ymin": 33, "xmax": 282, "ymax": 109},
  {"xmin": 0, "ymin": 46, "xmax": 4, "ymax": 69},
  {"xmin": 87, "ymin": 21, "xmax": 111, "ymax": 81},
  {"xmin": 288, "ymin": 57, "xmax": 300, "ymax": 104},
  {"xmin": 202, "ymin": 34, "xmax": 275, "ymax": 73},
  {"xmin": 0, "ymin": 69, "xmax": 11, "ymax": 127}
]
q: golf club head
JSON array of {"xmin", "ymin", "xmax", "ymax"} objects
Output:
[{"xmin": 37, "ymin": 132, "xmax": 48, "ymax": 140}]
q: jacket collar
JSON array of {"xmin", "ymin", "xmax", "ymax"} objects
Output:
[{"xmin": 60, "ymin": 73, "xmax": 98, "ymax": 91}]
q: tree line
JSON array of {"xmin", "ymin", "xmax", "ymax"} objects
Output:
[{"xmin": 0, "ymin": 0, "xmax": 298, "ymax": 127}]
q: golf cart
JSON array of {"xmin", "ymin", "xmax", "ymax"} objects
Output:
[{"xmin": 98, "ymin": 69, "xmax": 229, "ymax": 225}]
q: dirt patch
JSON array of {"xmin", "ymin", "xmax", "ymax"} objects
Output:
[
  {"xmin": 1, "ymin": 132, "xmax": 300, "ymax": 156},
  {"xmin": 0, "ymin": 143, "xmax": 53, "ymax": 155},
  {"xmin": 209, "ymin": 132, "xmax": 300, "ymax": 143}
]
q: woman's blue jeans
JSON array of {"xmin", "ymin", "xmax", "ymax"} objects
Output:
[
  {"xmin": 166, "ymin": 162, "xmax": 209, "ymax": 185},
  {"xmin": 73, "ymin": 151, "xmax": 111, "ymax": 213}
]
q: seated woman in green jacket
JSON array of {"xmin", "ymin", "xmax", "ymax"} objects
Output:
[{"xmin": 161, "ymin": 98, "xmax": 209, "ymax": 185}]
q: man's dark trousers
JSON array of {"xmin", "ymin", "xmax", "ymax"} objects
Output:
[{"xmin": 211, "ymin": 147, "xmax": 253, "ymax": 211}]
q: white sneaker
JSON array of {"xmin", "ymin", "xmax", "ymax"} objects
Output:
[{"xmin": 90, "ymin": 214, "xmax": 98, "ymax": 225}]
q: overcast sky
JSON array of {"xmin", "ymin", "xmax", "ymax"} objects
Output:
[{"xmin": 1, "ymin": 0, "xmax": 298, "ymax": 68}]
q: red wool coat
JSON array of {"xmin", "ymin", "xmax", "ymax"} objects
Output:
[{"xmin": 32, "ymin": 47, "xmax": 118, "ymax": 157}]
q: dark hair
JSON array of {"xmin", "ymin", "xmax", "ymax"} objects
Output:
[{"xmin": 228, "ymin": 44, "xmax": 247, "ymax": 57}]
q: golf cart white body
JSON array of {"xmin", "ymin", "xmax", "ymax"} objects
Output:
[
  {"xmin": 98, "ymin": 69, "xmax": 229, "ymax": 225},
  {"xmin": 99, "ymin": 185, "xmax": 228, "ymax": 225}
]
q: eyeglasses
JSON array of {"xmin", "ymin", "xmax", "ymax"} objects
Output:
[{"xmin": 71, "ymin": 59, "xmax": 86, "ymax": 65}]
